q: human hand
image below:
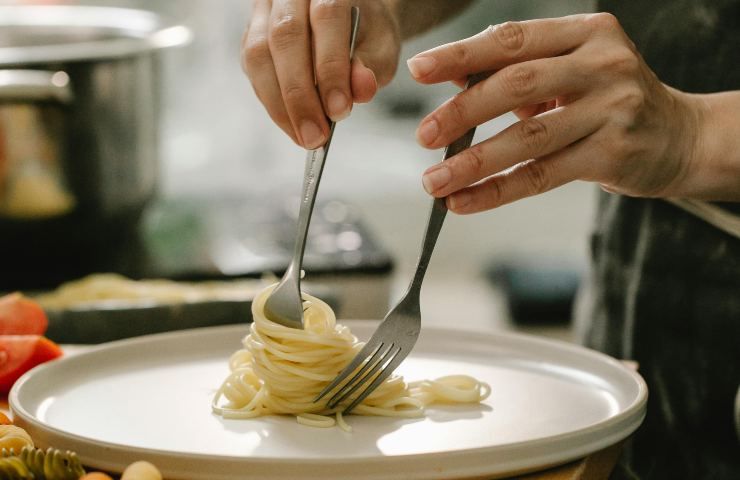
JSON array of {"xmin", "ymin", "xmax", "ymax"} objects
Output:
[
  {"xmin": 242, "ymin": 0, "xmax": 401, "ymax": 148},
  {"xmin": 408, "ymin": 14, "xmax": 704, "ymax": 214}
]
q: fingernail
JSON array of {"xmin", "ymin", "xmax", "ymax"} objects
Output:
[
  {"xmin": 417, "ymin": 119, "xmax": 439, "ymax": 146},
  {"xmin": 300, "ymin": 120, "xmax": 325, "ymax": 149},
  {"xmin": 449, "ymin": 192, "xmax": 471, "ymax": 211},
  {"xmin": 407, "ymin": 56, "xmax": 437, "ymax": 78},
  {"xmin": 327, "ymin": 90, "xmax": 349, "ymax": 121},
  {"xmin": 422, "ymin": 166, "xmax": 451, "ymax": 194}
]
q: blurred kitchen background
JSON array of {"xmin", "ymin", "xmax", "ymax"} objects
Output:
[{"xmin": 1, "ymin": 0, "xmax": 598, "ymax": 343}]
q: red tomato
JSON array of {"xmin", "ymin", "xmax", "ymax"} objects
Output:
[
  {"xmin": 0, "ymin": 293, "xmax": 48, "ymax": 335},
  {"xmin": 0, "ymin": 335, "xmax": 63, "ymax": 394}
]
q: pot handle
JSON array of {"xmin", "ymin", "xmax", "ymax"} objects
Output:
[{"xmin": 0, "ymin": 69, "xmax": 72, "ymax": 103}]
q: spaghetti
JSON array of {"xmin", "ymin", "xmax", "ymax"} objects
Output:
[{"xmin": 212, "ymin": 286, "xmax": 490, "ymax": 431}]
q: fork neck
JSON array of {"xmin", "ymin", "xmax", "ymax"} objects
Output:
[
  {"xmin": 406, "ymin": 105, "xmax": 480, "ymax": 300},
  {"xmin": 408, "ymin": 197, "xmax": 448, "ymax": 298},
  {"xmin": 292, "ymin": 127, "xmax": 335, "ymax": 266}
]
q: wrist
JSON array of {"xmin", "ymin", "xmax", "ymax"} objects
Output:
[{"xmin": 677, "ymin": 91, "xmax": 740, "ymax": 201}]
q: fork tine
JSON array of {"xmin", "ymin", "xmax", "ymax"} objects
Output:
[
  {"xmin": 342, "ymin": 346, "xmax": 406, "ymax": 414},
  {"xmin": 314, "ymin": 339, "xmax": 383, "ymax": 402},
  {"xmin": 326, "ymin": 343, "xmax": 395, "ymax": 409}
]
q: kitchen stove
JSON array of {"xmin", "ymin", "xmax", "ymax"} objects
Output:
[{"xmin": 2, "ymin": 195, "xmax": 393, "ymax": 319}]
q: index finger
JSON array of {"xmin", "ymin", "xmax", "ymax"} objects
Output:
[
  {"xmin": 310, "ymin": 0, "xmax": 352, "ymax": 121},
  {"xmin": 269, "ymin": 0, "xmax": 329, "ymax": 149},
  {"xmin": 407, "ymin": 14, "xmax": 596, "ymax": 84}
]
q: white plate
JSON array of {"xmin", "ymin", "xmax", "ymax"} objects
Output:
[{"xmin": 10, "ymin": 323, "xmax": 647, "ymax": 480}]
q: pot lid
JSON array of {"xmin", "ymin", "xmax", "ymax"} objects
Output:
[{"xmin": 0, "ymin": 6, "xmax": 191, "ymax": 66}]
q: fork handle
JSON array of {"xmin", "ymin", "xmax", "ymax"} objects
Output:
[
  {"xmin": 408, "ymin": 128, "xmax": 476, "ymax": 291},
  {"xmin": 291, "ymin": 126, "xmax": 335, "ymax": 272},
  {"xmin": 409, "ymin": 74, "xmax": 486, "ymax": 293},
  {"xmin": 289, "ymin": 7, "xmax": 361, "ymax": 271}
]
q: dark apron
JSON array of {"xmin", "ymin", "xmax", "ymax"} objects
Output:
[{"xmin": 576, "ymin": 1, "xmax": 740, "ymax": 478}]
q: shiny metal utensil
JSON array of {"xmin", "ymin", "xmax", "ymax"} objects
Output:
[
  {"xmin": 264, "ymin": 7, "xmax": 360, "ymax": 329},
  {"xmin": 316, "ymin": 75, "xmax": 484, "ymax": 413},
  {"xmin": 0, "ymin": 6, "xmax": 191, "ymax": 223}
]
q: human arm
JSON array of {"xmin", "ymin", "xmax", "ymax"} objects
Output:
[
  {"xmin": 406, "ymin": 14, "xmax": 740, "ymax": 213},
  {"xmin": 241, "ymin": 0, "xmax": 473, "ymax": 148}
]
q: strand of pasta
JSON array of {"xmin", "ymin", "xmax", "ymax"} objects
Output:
[{"xmin": 212, "ymin": 286, "xmax": 490, "ymax": 431}]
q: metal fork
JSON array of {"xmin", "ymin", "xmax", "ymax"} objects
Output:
[
  {"xmin": 264, "ymin": 7, "xmax": 360, "ymax": 329},
  {"xmin": 315, "ymin": 77, "xmax": 483, "ymax": 413}
]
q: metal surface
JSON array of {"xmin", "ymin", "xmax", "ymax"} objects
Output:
[
  {"xmin": 0, "ymin": 5, "xmax": 190, "ymax": 281},
  {"xmin": 0, "ymin": 70, "xmax": 73, "ymax": 219},
  {"xmin": 0, "ymin": 69, "xmax": 72, "ymax": 102},
  {"xmin": 0, "ymin": 6, "xmax": 189, "ymax": 224},
  {"xmin": 0, "ymin": 6, "xmax": 190, "ymax": 66},
  {"xmin": 264, "ymin": 7, "xmax": 361, "ymax": 329},
  {"xmin": 317, "ymin": 76, "xmax": 485, "ymax": 412}
]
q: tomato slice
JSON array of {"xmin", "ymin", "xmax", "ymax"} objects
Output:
[
  {"xmin": 0, "ymin": 335, "xmax": 63, "ymax": 394},
  {"xmin": 0, "ymin": 293, "xmax": 48, "ymax": 335}
]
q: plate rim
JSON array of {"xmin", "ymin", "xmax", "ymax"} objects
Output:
[{"xmin": 10, "ymin": 323, "xmax": 648, "ymax": 479}]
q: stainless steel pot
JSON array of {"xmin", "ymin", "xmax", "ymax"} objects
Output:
[
  {"xmin": 0, "ymin": 5, "xmax": 190, "ymax": 289},
  {"xmin": 0, "ymin": 5, "xmax": 190, "ymax": 221},
  {"xmin": 0, "ymin": 69, "xmax": 74, "ymax": 219}
]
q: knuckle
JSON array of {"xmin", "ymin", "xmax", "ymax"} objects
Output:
[
  {"xmin": 269, "ymin": 14, "xmax": 304, "ymax": 49},
  {"xmin": 603, "ymin": 47, "xmax": 640, "ymax": 74},
  {"xmin": 501, "ymin": 65, "xmax": 537, "ymax": 98},
  {"xmin": 460, "ymin": 145, "xmax": 486, "ymax": 177},
  {"xmin": 585, "ymin": 12, "xmax": 621, "ymax": 32},
  {"xmin": 619, "ymin": 86, "xmax": 646, "ymax": 113},
  {"xmin": 522, "ymin": 159, "xmax": 551, "ymax": 195},
  {"xmin": 517, "ymin": 118, "xmax": 549, "ymax": 152},
  {"xmin": 606, "ymin": 87, "xmax": 645, "ymax": 127},
  {"xmin": 487, "ymin": 21, "xmax": 526, "ymax": 56},
  {"xmin": 282, "ymin": 82, "xmax": 309, "ymax": 103},
  {"xmin": 450, "ymin": 40, "xmax": 474, "ymax": 70},
  {"xmin": 316, "ymin": 55, "xmax": 347, "ymax": 79},
  {"xmin": 311, "ymin": 0, "xmax": 347, "ymax": 22},
  {"xmin": 445, "ymin": 95, "xmax": 468, "ymax": 126},
  {"xmin": 484, "ymin": 179, "xmax": 505, "ymax": 209},
  {"xmin": 243, "ymin": 36, "xmax": 271, "ymax": 70}
]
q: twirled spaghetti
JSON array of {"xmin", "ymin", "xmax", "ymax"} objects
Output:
[{"xmin": 212, "ymin": 286, "xmax": 490, "ymax": 430}]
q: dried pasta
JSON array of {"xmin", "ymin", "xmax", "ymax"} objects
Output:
[
  {"xmin": 212, "ymin": 286, "xmax": 490, "ymax": 431},
  {"xmin": 0, "ymin": 426, "xmax": 33, "ymax": 453},
  {"xmin": 1, "ymin": 446, "xmax": 85, "ymax": 480}
]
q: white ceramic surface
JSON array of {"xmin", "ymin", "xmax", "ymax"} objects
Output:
[{"xmin": 10, "ymin": 323, "xmax": 647, "ymax": 480}]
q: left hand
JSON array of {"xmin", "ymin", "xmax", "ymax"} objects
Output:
[{"xmin": 407, "ymin": 13, "xmax": 703, "ymax": 214}]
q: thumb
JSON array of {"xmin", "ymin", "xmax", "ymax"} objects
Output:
[{"xmin": 351, "ymin": 57, "xmax": 378, "ymax": 104}]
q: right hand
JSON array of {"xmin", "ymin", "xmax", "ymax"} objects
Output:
[{"xmin": 243, "ymin": 0, "xmax": 401, "ymax": 148}]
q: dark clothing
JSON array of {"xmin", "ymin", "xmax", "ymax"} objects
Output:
[{"xmin": 577, "ymin": 1, "xmax": 740, "ymax": 478}]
